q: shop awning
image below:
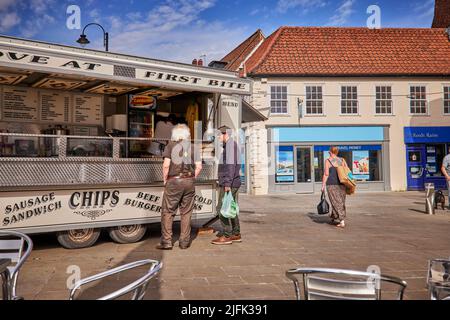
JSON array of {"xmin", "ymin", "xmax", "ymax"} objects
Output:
[
  {"xmin": 0, "ymin": 35, "xmax": 252, "ymax": 96},
  {"xmin": 242, "ymin": 100, "xmax": 267, "ymax": 123}
]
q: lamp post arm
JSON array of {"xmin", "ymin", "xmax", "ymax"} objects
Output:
[
  {"xmin": 82, "ymin": 23, "xmax": 107, "ymax": 35},
  {"xmin": 81, "ymin": 23, "xmax": 109, "ymax": 52}
]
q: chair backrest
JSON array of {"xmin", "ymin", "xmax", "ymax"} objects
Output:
[
  {"xmin": 427, "ymin": 258, "xmax": 450, "ymax": 300},
  {"xmin": 286, "ymin": 268, "xmax": 407, "ymax": 300},
  {"xmin": 0, "ymin": 231, "xmax": 33, "ymax": 274},
  {"xmin": 0, "ymin": 231, "xmax": 33, "ymax": 299},
  {"xmin": 70, "ymin": 259, "xmax": 162, "ymax": 300}
]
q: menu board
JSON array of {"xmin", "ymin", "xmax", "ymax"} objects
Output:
[
  {"xmin": 73, "ymin": 95, "xmax": 103, "ymax": 125},
  {"xmin": 40, "ymin": 91, "xmax": 71, "ymax": 123},
  {"xmin": 0, "ymin": 86, "xmax": 104, "ymax": 126},
  {"xmin": 2, "ymin": 87, "xmax": 39, "ymax": 121}
]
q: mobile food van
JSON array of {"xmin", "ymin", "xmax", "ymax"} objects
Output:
[{"xmin": 0, "ymin": 35, "xmax": 251, "ymax": 248}]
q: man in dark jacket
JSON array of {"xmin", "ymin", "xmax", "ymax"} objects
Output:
[{"xmin": 211, "ymin": 126, "xmax": 242, "ymax": 245}]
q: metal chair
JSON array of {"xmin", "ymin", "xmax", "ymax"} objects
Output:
[
  {"xmin": 286, "ymin": 268, "xmax": 407, "ymax": 300},
  {"xmin": 0, "ymin": 231, "xmax": 33, "ymax": 300},
  {"xmin": 69, "ymin": 259, "xmax": 162, "ymax": 300},
  {"xmin": 427, "ymin": 258, "xmax": 450, "ymax": 300}
]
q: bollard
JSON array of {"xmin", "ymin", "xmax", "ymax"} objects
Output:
[{"xmin": 425, "ymin": 183, "xmax": 435, "ymax": 215}]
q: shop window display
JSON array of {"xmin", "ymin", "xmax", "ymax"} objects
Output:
[
  {"xmin": 275, "ymin": 146, "xmax": 294, "ymax": 183},
  {"xmin": 314, "ymin": 145, "xmax": 382, "ymax": 182},
  {"xmin": 425, "ymin": 144, "xmax": 446, "ymax": 178}
]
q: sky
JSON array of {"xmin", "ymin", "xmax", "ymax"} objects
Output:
[{"xmin": 0, "ymin": 0, "xmax": 438, "ymax": 64}]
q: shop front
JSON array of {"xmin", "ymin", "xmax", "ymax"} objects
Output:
[
  {"xmin": 0, "ymin": 35, "xmax": 251, "ymax": 248},
  {"xmin": 404, "ymin": 126, "xmax": 450, "ymax": 191},
  {"xmin": 268, "ymin": 126, "xmax": 390, "ymax": 194}
]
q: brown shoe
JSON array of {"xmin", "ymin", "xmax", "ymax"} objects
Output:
[
  {"xmin": 156, "ymin": 243, "xmax": 173, "ymax": 250},
  {"xmin": 211, "ymin": 236, "xmax": 233, "ymax": 245},
  {"xmin": 230, "ymin": 234, "xmax": 242, "ymax": 243}
]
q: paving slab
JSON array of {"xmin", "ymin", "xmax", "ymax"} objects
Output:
[{"xmin": 6, "ymin": 191, "xmax": 450, "ymax": 300}]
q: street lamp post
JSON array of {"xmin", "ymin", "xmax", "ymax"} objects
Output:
[{"xmin": 76, "ymin": 23, "xmax": 109, "ymax": 52}]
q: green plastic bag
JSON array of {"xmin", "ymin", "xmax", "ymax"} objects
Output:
[{"xmin": 220, "ymin": 192, "xmax": 239, "ymax": 219}]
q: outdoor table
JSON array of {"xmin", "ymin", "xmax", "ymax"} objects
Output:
[{"xmin": 0, "ymin": 259, "xmax": 11, "ymax": 300}]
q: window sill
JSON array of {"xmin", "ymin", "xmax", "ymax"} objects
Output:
[
  {"xmin": 269, "ymin": 114, "xmax": 291, "ymax": 117},
  {"xmin": 374, "ymin": 114, "xmax": 395, "ymax": 117},
  {"xmin": 339, "ymin": 114, "xmax": 361, "ymax": 117},
  {"xmin": 303, "ymin": 114, "xmax": 326, "ymax": 117}
]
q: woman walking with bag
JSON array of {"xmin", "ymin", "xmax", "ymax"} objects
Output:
[{"xmin": 322, "ymin": 146, "xmax": 349, "ymax": 228}]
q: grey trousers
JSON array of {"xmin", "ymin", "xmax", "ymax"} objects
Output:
[{"xmin": 161, "ymin": 178, "xmax": 195, "ymax": 245}]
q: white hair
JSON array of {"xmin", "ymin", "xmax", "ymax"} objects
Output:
[{"xmin": 171, "ymin": 124, "xmax": 191, "ymax": 142}]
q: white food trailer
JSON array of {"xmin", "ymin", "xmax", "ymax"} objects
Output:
[{"xmin": 0, "ymin": 35, "xmax": 252, "ymax": 248}]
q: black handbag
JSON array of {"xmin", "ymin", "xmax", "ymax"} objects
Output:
[{"xmin": 317, "ymin": 191, "xmax": 330, "ymax": 215}]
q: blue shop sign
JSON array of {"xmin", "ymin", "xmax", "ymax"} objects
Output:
[
  {"xmin": 273, "ymin": 126, "xmax": 384, "ymax": 143},
  {"xmin": 314, "ymin": 145, "xmax": 382, "ymax": 152},
  {"xmin": 404, "ymin": 127, "xmax": 450, "ymax": 144}
]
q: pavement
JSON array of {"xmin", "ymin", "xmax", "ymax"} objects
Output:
[{"xmin": 5, "ymin": 191, "xmax": 450, "ymax": 300}]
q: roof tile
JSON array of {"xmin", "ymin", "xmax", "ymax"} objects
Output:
[{"xmin": 244, "ymin": 27, "xmax": 450, "ymax": 76}]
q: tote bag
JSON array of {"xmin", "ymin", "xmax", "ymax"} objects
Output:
[{"xmin": 330, "ymin": 158, "xmax": 357, "ymax": 195}]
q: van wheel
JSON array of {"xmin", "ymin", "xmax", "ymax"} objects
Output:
[
  {"xmin": 108, "ymin": 224, "xmax": 147, "ymax": 244},
  {"xmin": 56, "ymin": 228, "xmax": 100, "ymax": 249}
]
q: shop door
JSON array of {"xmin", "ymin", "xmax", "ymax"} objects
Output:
[
  {"xmin": 295, "ymin": 146, "xmax": 314, "ymax": 193},
  {"xmin": 406, "ymin": 146, "xmax": 426, "ymax": 190}
]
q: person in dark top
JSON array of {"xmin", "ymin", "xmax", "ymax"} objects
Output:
[
  {"xmin": 211, "ymin": 126, "xmax": 242, "ymax": 245},
  {"xmin": 322, "ymin": 146, "xmax": 349, "ymax": 228},
  {"xmin": 156, "ymin": 124, "xmax": 202, "ymax": 250}
]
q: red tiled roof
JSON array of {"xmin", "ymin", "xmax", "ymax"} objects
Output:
[
  {"xmin": 432, "ymin": 0, "xmax": 450, "ymax": 28},
  {"xmin": 221, "ymin": 29, "xmax": 265, "ymax": 72},
  {"xmin": 244, "ymin": 27, "xmax": 450, "ymax": 76}
]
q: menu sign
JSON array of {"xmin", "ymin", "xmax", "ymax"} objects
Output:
[
  {"xmin": 40, "ymin": 91, "xmax": 71, "ymax": 123},
  {"xmin": 2, "ymin": 87, "xmax": 38, "ymax": 121},
  {"xmin": 73, "ymin": 95, "xmax": 103, "ymax": 125},
  {"xmin": 0, "ymin": 86, "xmax": 104, "ymax": 126}
]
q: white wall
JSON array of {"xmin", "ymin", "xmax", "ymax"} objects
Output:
[{"xmin": 247, "ymin": 77, "xmax": 450, "ymax": 194}]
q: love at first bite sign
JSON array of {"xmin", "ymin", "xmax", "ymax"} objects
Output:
[{"xmin": 0, "ymin": 47, "xmax": 251, "ymax": 95}]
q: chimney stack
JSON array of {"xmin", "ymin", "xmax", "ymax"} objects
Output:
[
  {"xmin": 192, "ymin": 59, "xmax": 198, "ymax": 65},
  {"xmin": 432, "ymin": 0, "xmax": 450, "ymax": 28},
  {"xmin": 197, "ymin": 59, "xmax": 203, "ymax": 66}
]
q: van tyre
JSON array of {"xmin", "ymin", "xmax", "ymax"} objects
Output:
[
  {"xmin": 56, "ymin": 228, "xmax": 101, "ymax": 249},
  {"xmin": 108, "ymin": 224, "xmax": 147, "ymax": 244}
]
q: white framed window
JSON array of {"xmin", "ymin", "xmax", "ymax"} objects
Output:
[
  {"xmin": 305, "ymin": 85, "xmax": 323, "ymax": 115},
  {"xmin": 444, "ymin": 86, "xmax": 450, "ymax": 115},
  {"xmin": 409, "ymin": 86, "xmax": 427, "ymax": 115},
  {"xmin": 269, "ymin": 85, "xmax": 288, "ymax": 114},
  {"xmin": 341, "ymin": 86, "xmax": 358, "ymax": 114},
  {"xmin": 375, "ymin": 86, "xmax": 393, "ymax": 114}
]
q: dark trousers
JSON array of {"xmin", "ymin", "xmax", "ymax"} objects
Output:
[
  {"xmin": 161, "ymin": 178, "xmax": 195, "ymax": 245},
  {"xmin": 216, "ymin": 187, "xmax": 240, "ymax": 238}
]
